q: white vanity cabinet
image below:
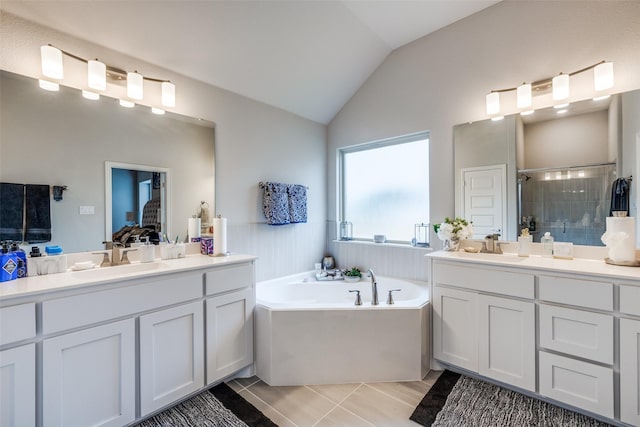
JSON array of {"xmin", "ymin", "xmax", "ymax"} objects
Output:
[
  {"xmin": 0, "ymin": 302, "xmax": 37, "ymax": 427},
  {"xmin": 0, "ymin": 254, "xmax": 256, "ymax": 427},
  {"xmin": 139, "ymin": 301, "xmax": 205, "ymax": 416},
  {"xmin": 620, "ymin": 283, "xmax": 640, "ymax": 425},
  {"xmin": 428, "ymin": 251, "xmax": 640, "ymax": 426},
  {"xmin": 205, "ymin": 263, "xmax": 255, "ymax": 385},
  {"xmin": 432, "ymin": 261, "xmax": 535, "ymax": 391},
  {"xmin": 42, "ymin": 319, "xmax": 136, "ymax": 427}
]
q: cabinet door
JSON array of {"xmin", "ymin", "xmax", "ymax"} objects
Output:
[
  {"xmin": 0, "ymin": 344, "xmax": 35, "ymax": 427},
  {"xmin": 433, "ymin": 286, "xmax": 477, "ymax": 371},
  {"xmin": 43, "ymin": 319, "xmax": 135, "ymax": 427},
  {"xmin": 621, "ymin": 318, "xmax": 640, "ymax": 425},
  {"xmin": 206, "ymin": 288, "xmax": 255, "ymax": 384},
  {"xmin": 477, "ymin": 294, "xmax": 535, "ymax": 391},
  {"xmin": 140, "ymin": 301, "xmax": 204, "ymax": 416}
]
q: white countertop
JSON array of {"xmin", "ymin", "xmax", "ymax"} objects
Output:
[
  {"xmin": 0, "ymin": 254, "xmax": 257, "ymax": 301},
  {"xmin": 427, "ymin": 250, "xmax": 640, "ymax": 282}
]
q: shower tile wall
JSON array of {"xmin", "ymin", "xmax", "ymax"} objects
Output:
[{"xmin": 521, "ymin": 165, "xmax": 616, "ymax": 246}]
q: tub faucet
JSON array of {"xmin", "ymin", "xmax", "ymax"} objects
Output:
[{"xmin": 368, "ymin": 269, "xmax": 379, "ymax": 305}]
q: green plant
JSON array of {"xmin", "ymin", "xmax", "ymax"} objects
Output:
[{"xmin": 343, "ymin": 267, "xmax": 361, "ymax": 277}]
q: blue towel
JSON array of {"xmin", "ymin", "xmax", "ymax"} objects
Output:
[
  {"xmin": 0, "ymin": 182, "xmax": 25, "ymax": 241},
  {"xmin": 262, "ymin": 182, "xmax": 290, "ymax": 225},
  {"xmin": 288, "ymin": 184, "xmax": 307, "ymax": 223}
]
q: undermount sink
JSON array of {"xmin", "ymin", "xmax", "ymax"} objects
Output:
[{"xmin": 70, "ymin": 261, "xmax": 169, "ymax": 280}]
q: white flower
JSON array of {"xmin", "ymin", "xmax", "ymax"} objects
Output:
[{"xmin": 436, "ymin": 217, "xmax": 473, "ymax": 241}]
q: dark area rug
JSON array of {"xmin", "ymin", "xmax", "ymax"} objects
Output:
[
  {"xmin": 135, "ymin": 382, "xmax": 277, "ymax": 427},
  {"xmin": 411, "ymin": 370, "xmax": 613, "ymax": 427}
]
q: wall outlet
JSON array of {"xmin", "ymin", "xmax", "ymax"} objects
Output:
[{"xmin": 79, "ymin": 205, "xmax": 95, "ymax": 215}]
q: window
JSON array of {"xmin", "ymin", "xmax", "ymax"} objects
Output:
[{"xmin": 339, "ymin": 132, "xmax": 430, "ymax": 243}]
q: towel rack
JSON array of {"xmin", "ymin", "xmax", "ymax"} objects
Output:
[{"xmin": 259, "ymin": 181, "xmax": 309, "ymax": 189}]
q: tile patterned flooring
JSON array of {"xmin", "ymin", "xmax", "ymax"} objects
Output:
[{"xmin": 226, "ymin": 370, "xmax": 442, "ymax": 427}]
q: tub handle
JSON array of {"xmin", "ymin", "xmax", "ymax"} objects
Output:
[
  {"xmin": 348, "ymin": 290, "xmax": 362, "ymax": 306},
  {"xmin": 386, "ymin": 289, "xmax": 401, "ymax": 305}
]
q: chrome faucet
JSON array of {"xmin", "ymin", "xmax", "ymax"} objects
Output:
[{"xmin": 368, "ymin": 269, "xmax": 379, "ymax": 305}]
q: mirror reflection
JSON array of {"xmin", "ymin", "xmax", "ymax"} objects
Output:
[
  {"xmin": 454, "ymin": 89, "xmax": 640, "ymax": 246},
  {"xmin": 0, "ymin": 70, "xmax": 215, "ymax": 253},
  {"xmin": 107, "ymin": 162, "xmax": 169, "ymax": 246}
]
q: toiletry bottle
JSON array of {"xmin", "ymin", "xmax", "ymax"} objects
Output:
[
  {"xmin": 0, "ymin": 243, "xmax": 18, "ymax": 282},
  {"xmin": 529, "ymin": 217, "xmax": 536, "ymax": 232},
  {"xmin": 10, "ymin": 242, "xmax": 27, "ymax": 278},
  {"xmin": 541, "ymin": 232, "xmax": 554, "ymax": 257}
]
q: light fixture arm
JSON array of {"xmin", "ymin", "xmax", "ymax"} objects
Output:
[{"xmin": 46, "ymin": 43, "xmax": 172, "ymax": 84}]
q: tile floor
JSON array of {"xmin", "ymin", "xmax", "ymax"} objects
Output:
[{"xmin": 227, "ymin": 370, "xmax": 443, "ymax": 427}]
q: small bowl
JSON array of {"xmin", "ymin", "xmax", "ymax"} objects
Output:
[{"xmin": 463, "ymin": 246, "xmax": 479, "ymax": 253}]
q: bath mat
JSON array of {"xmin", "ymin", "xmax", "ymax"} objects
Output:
[
  {"xmin": 135, "ymin": 382, "xmax": 277, "ymax": 427},
  {"xmin": 410, "ymin": 370, "xmax": 613, "ymax": 427}
]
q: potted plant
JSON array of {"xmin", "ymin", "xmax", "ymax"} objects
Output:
[
  {"xmin": 343, "ymin": 267, "xmax": 362, "ymax": 282},
  {"xmin": 434, "ymin": 217, "xmax": 473, "ymax": 251}
]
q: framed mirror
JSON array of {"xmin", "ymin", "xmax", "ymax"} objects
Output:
[{"xmin": 105, "ymin": 161, "xmax": 171, "ymax": 244}]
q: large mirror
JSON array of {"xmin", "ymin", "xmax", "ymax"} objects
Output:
[
  {"xmin": 454, "ymin": 89, "xmax": 640, "ymax": 245},
  {"xmin": 0, "ymin": 70, "xmax": 216, "ymax": 253}
]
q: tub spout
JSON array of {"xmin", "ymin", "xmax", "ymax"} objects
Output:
[{"xmin": 368, "ymin": 269, "xmax": 379, "ymax": 305}]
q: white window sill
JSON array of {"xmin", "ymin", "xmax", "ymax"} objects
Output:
[{"xmin": 332, "ymin": 239, "xmax": 434, "ymax": 251}]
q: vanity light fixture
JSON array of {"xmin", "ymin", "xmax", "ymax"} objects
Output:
[
  {"xmin": 485, "ymin": 60, "xmax": 614, "ymax": 118},
  {"xmin": 39, "ymin": 44, "xmax": 176, "ymax": 109}
]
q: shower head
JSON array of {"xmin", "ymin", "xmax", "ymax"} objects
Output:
[{"xmin": 518, "ymin": 173, "xmax": 532, "ymax": 182}]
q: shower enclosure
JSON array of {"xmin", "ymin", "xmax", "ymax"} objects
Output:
[{"xmin": 518, "ymin": 163, "xmax": 617, "ymax": 246}]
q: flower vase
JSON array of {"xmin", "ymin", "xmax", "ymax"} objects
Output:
[{"xmin": 443, "ymin": 238, "xmax": 460, "ymax": 252}]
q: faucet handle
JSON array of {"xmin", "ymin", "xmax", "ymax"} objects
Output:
[
  {"xmin": 348, "ymin": 290, "xmax": 362, "ymax": 306},
  {"xmin": 92, "ymin": 251, "xmax": 111, "ymax": 267},
  {"xmin": 386, "ymin": 289, "xmax": 401, "ymax": 305},
  {"xmin": 119, "ymin": 248, "xmax": 137, "ymax": 264}
]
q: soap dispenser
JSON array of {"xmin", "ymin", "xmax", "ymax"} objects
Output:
[
  {"xmin": 541, "ymin": 232, "xmax": 554, "ymax": 257},
  {"xmin": 139, "ymin": 237, "xmax": 156, "ymax": 263}
]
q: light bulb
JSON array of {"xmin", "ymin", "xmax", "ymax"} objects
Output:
[
  {"xmin": 127, "ymin": 71, "xmax": 143, "ymax": 100},
  {"xmin": 119, "ymin": 99, "xmax": 135, "ymax": 108},
  {"xmin": 41, "ymin": 45, "xmax": 63, "ymax": 79},
  {"xmin": 486, "ymin": 92, "xmax": 500, "ymax": 115},
  {"xmin": 151, "ymin": 107, "xmax": 165, "ymax": 115},
  {"xmin": 82, "ymin": 90, "xmax": 100, "ymax": 100},
  {"xmin": 88, "ymin": 60, "xmax": 106, "ymax": 91},
  {"xmin": 39, "ymin": 80, "xmax": 59, "ymax": 91},
  {"xmin": 162, "ymin": 81, "xmax": 175, "ymax": 107}
]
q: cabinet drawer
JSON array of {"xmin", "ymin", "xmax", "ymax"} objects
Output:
[
  {"xmin": 620, "ymin": 284, "xmax": 640, "ymax": 316},
  {"xmin": 539, "ymin": 351, "xmax": 613, "ymax": 419},
  {"xmin": 0, "ymin": 303, "xmax": 36, "ymax": 345},
  {"xmin": 205, "ymin": 262, "xmax": 253, "ymax": 296},
  {"xmin": 539, "ymin": 275, "xmax": 612, "ymax": 311},
  {"xmin": 433, "ymin": 261, "xmax": 534, "ymax": 299},
  {"xmin": 43, "ymin": 272, "xmax": 202, "ymax": 334},
  {"xmin": 539, "ymin": 304, "xmax": 613, "ymax": 364}
]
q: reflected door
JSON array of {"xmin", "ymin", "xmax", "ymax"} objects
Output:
[{"xmin": 461, "ymin": 165, "xmax": 506, "ymax": 239}]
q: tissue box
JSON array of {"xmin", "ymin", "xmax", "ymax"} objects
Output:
[{"xmin": 200, "ymin": 238, "xmax": 214, "ymax": 255}]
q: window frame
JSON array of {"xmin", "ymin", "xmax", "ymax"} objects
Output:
[{"xmin": 338, "ymin": 131, "xmax": 430, "ymax": 245}]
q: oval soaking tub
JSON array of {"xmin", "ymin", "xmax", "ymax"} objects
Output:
[{"xmin": 255, "ymin": 272, "xmax": 430, "ymax": 386}]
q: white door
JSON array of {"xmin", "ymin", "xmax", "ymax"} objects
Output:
[
  {"xmin": 621, "ymin": 318, "xmax": 640, "ymax": 425},
  {"xmin": 461, "ymin": 165, "xmax": 506, "ymax": 239},
  {"xmin": 206, "ymin": 288, "xmax": 255, "ymax": 384},
  {"xmin": 433, "ymin": 286, "xmax": 477, "ymax": 372},
  {"xmin": 477, "ymin": 294, "xmax": 535, "ymax": 391},
  {"xmin": 42, "ymin": 319, "xmax": 135, "ymax": 427},
  {"xmin": 0, "ymin": 344, "xmax": 35, "ymax": 427},
  {"xmin": 140, "ymin": 301, "xmax": 204, "ymax": 416}
]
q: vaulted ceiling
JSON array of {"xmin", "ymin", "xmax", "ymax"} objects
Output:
[{"xmin": 1, "ymin": 0, "xmax": 499, "ymax": 124}]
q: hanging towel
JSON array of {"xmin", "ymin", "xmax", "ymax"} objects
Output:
[
  {"xmin": 25, "ymin": 184, "xmax": 51, "ymax": 243},
  {"xmin": 0, "ymin": 182, "xmax": 25, "ymax": 241},
  {"xmin": 288, "ymin": 184, "xmax": 307, "ymax": 224},
  {"xmin": 609, "ymin": 177, "xmax": 630, "ymax": 216},
  {"xmin": 262, "ymin": 182, "xmax": 291, "ymax": 225}
]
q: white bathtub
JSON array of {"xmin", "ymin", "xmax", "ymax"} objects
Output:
[{"xmin": 255, "ymin": 272, "xmax": 430, "ymax": 386}]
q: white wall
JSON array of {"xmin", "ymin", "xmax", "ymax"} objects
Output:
[
  {"xmin": 0, "ymin": 11, "xmax": 327, "ymax": 281},
  {"xmin": 328, "ymin": 0, "xmax": 640, "ymax": 264}
]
